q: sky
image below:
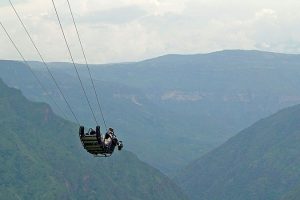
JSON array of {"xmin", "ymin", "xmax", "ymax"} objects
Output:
[{"xmin": 0, "ymin": 0, "xmax": 300, "ymax": 63}]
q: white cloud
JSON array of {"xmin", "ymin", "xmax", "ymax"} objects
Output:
[
  {"xmin": 1, "ymin": 0, "xmax": 300, "ymax": 63},
  {"xmin": 255, "ymin": 8, "xmax": 277, "ymax": 20}
]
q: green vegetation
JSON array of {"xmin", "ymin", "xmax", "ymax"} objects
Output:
[
  {"xmin": 280, "ymin": 185, "xmax": 300, "ymax": 200},
  {"xmin": 3, "ymin": 50, "xmax": 300, "ymax": 175},
  {"xmin": 175, "ymin": 104, "xmax": 300, "ymax": 200},
  {"xmin": 0, "ymin": 79, "xmax": 187, "ymax": 200}
]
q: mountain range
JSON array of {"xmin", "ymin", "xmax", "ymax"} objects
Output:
[{"xmin": 2, "ymin": 50, "xmax": 300, "ymax": 175}]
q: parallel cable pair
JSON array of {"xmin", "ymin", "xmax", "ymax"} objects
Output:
[
  {"xmin": 51, "ymin": 0, "xmax": 107, "ymax": 129},
  {"xmin": 1, "ymin": 0, "xmax": 108, "ymax": 128},
  {"xmin": 65, "ymin": 0, "xmax": 108, "ymax": 130}
]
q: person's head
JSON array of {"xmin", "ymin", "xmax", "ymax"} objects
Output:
[{"xmin": 109, "ymin": 127, "xmax": 114, "ymax": 132}]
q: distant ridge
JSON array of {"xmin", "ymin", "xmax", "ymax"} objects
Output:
[
  {"xmin": 141, "ymin": 49, "xmax": 300, "ymax": 66},
  {"xmin": 1, "ymin": 49, "xmax": 297, "ymax": 66}
]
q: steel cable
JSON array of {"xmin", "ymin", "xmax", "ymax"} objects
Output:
[
  {"xmin": 66, "ymin": 0, "xmax": 108, "ymax": 130},
  {"xmin": 51, "ymin": 0, "xmax": 98, "ymax": 125},
  {"xmin": 8, "ymin": 0, "xmax": 81, "ymax": 125},
  {"xmin": 0, "ymin": 21, "xmax": 77, "ymax": 123}
]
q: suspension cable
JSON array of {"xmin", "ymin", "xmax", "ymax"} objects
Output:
[
  {"xmin": 66, "ymin": 0, "xmax": 108, "ymax": 130},
  {"xmin": 8, "ymin": 0, "xmax": 80, "ymax": 126},
  {"xmin": 0, "ymin": 21, "xmax": 78, "ymax": 124},
  {"xmin": 51, "ymin": 0, "xmax": 98, "ymax": 125}
]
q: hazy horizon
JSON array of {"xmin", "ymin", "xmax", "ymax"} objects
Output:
[{"xmin": 1, "ymin": 49, "xmax": 299, "ymax": 66}]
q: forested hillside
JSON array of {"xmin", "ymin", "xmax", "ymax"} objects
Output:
[
  {"xmin": 175, "ymin": 104, "xmax": 300, "ymax": 200},
  {"xmin": 0, "ymin": 79, "xmax": 187, "ymax": 200}
]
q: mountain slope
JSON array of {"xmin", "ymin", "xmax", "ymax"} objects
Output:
[
  {"xmin": 280, "ymin": 184, "xmax": 300, "ymax": 200},
  {"xmin": 0, "ymin": 79, "xmax": 187, "ymax": 200},
  {"xmin": 175, "ymin": 104, "xmax": 300, "ymax": 200},
  {"xmin": 3, "ymin": 50, "xmax": 300, "ymax": 175}
]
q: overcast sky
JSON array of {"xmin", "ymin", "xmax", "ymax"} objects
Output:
[{"xmin": 0, "ymin": 0, "xmax": 300, "ymax": 63}]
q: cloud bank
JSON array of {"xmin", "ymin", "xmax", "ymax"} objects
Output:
[{"xmin": 0, "ymin": 0, "xmax": 300, "ymax": 63}]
